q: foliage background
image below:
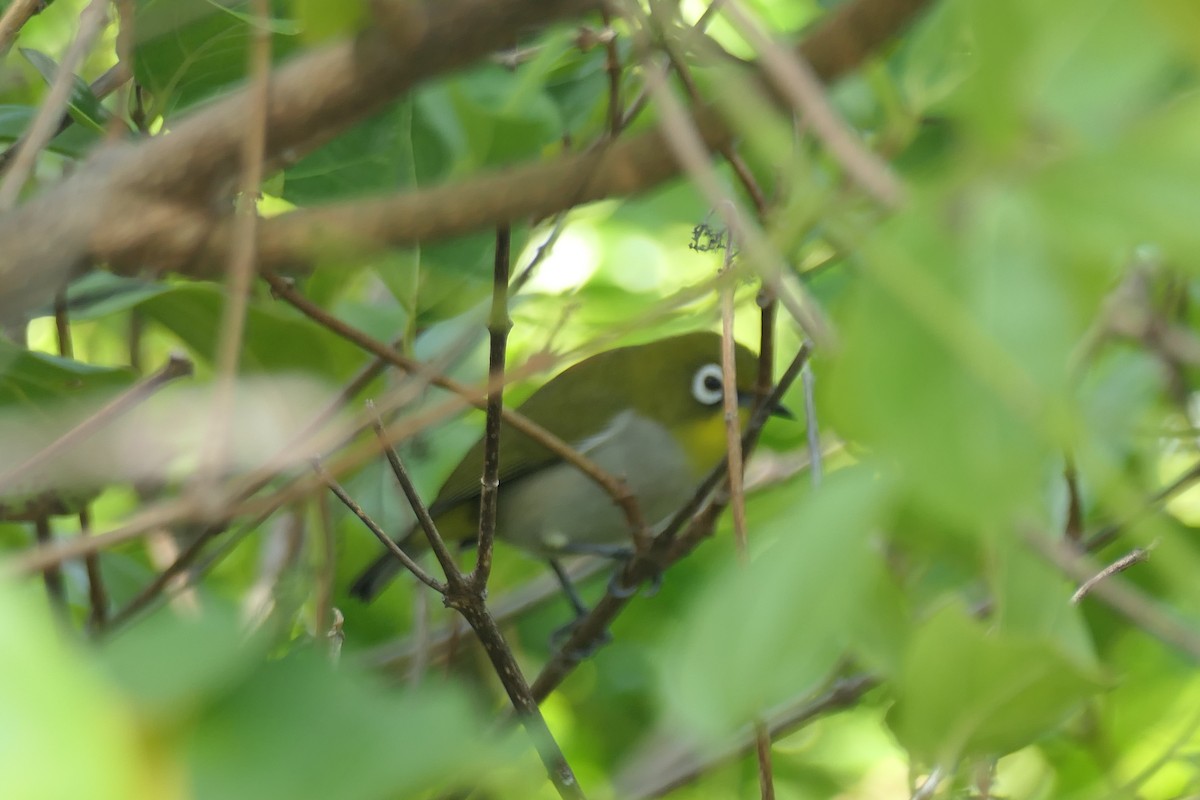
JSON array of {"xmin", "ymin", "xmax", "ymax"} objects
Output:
[{"xmin": 3, "ymin": 0, "xmax": 1200, "ymax": 798}]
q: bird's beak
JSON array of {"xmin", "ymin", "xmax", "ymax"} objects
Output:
[{"xmin": 737, "ymin": 390, "xmax": 794, "ymax": 419}]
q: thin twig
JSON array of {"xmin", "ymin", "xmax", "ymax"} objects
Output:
[
  {"xmin": 0, "ymin": 0, "xmax": 109, "ymax": 209},
  {"xmin": 600, "ymin": 7, "xmax": 623, "ymax": 136},
  {"xmin": 717, "ymin": 229, "xmax": 774, "ymax": 799},
  {"xmin": 754, "ymin": 722, "xmax": 776, "ymax": 800},
  {"xmin": 625, "ymin": 10, "xmax": 833, "ymax": 346},
  {"xmin": 314, "ymin": 490, "xmax": 335, "ymax": 640},
  {"xmin": 33, "ymin": 513, "xmax": 66, "ymax": 617},
  {"xmin": 314, "ymin": 461, "xmax": 446, "ymax": 593},
  {"xmin": 77, "ymin": 505, "xmax": 108, "ymax": 631},
  {"xmin": 51, "ymin": 285, "xmax": 110, "ymax": 630},
  {"xmin": 53, "ymin": 289, "xmax": 71, "ymax": 357},
  {"xmin": 717, "ymin": 236, "xmax": 749, "ymax": 559},
  {"xmin": 1064, "ymin": 454, "xmax": 1083, "ymax": 543},
  {"xmin": 721, "ymin": 0, "xmax": 904, "ymax": 209},
  {"xmin": 1025, "ymin": 531, "xmax": 1200, "ymax": 662},
  {"xmin": 0, "ymin": 354, "xmax": 193, "ymax": 493},
  {"xmin": 1086, "ymin": 456, "xmax": 1200, "ymax": 551},
  {"xmin": 911, "ymin": 766, "xmax": 946, "ymax": 800},
  {"xmin": 801, "ymin": 361, "xmax": 821, "ymax": 487},
  {"xmin": 472, "ymin": 226, "xmax": 511, "ymax": 589},
  {"xmin": 0, "ymin": 0, "xmax": 45, "ymax": 57},
  {"xmin": 201, "ymin": 0, "xmax": 271, "ymax": 488},
  {"xmin": 366, "ymin": 402, "xmax": 464, "ymax": 581},
  {"xmin": 621, "ymin": 674, "xmax": 877, "ymax": 799},
  {"xmin": 1070, "ymin": 546, "xmax": 1152, "ymax": 605},
  {"xmin": 365, "ymin": 418, "xmax": 586, "ymax": 799}
]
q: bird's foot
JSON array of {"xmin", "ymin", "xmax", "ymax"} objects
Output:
[
  {"xmin": 606, "ymin": 555, "xmax": 664, "ymax": 598},
  {"xmin": 549, "ymin": 617, "xmax": 612, "ymax": 662}
]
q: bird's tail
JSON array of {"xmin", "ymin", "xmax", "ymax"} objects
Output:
[{"xmin": 349, "ymin": 526, "xmax": 425, "ymax": 602}]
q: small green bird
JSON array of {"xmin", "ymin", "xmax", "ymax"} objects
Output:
[{"xmin": 350, "ymin": 331, "xmax": 786, "ymax": 612}]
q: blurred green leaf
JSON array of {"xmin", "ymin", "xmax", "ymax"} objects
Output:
[
  {"xmin": 0, "ymin": 104, "xmax": 100, "ymax": 157},
  {"xmin": 0, "ymin": 580, "xmax": 152, "ymax": 800},
  {"xmin": 19, "ymin": 48, "xmax": 110, "ymax": 133},
  {"xmin": 282, "ymin": 101, "xmax": 416, "ymax": 205},
  {"xmin": 133, "ymin": 0, "xmax": 300, "ymax": 117},
  {"xmin": 136, "ymin": 283, "xmax": 362, "ymax": 376},
  {"xmin": 889, "ymin": 603, "xmax": 1101, "ymax": 765},
  {"xmin": 31, "ymin": 272, "xmax": 171, "ymax": 321},
  {"xmin": 0, "ymin": 340, "xmax": 134, "ymax": 407},
  {"xmin": 288, "ymin": 0, "xmax": 366, "ymax": 43},
  {"xmin": 661, "ymin": 469, "xmax": 889, "ymax": 737}
]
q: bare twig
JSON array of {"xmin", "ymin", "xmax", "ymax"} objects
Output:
[
  {"xmin": 471, "ymin": 226, "xmax": 511, "ymax": 589},
  {"xmin": 0, "ymin": 0, "xmax": 45, "ymax": 57},
  {"xmin": 801, "ymin": 361, "xmax": 821, "ymax": 486},
  {"xmin": 716, "ymin": 229, "xmax": 774, "ymax": 799},
  {"xmin": 620, "ymin": 674, "xmax": 877, "ymax": 799},
  {"xmin": 626, "ymin": 14, "xmax": 833, "ymax": 346},
  {"xmin": 1026, "ymin": 532, "xmax": 1200, "ymax": 662},
  {"xmin": 600, "ymin": 7, "xmax": 623, "ymax": 136},
  {"xmin": 365, "ymin": 406, "xmax": 458, "ymax": 575},
  {"xmin": 201, "ymin": 0, "xmax": 271, "ymax": 489},
  {"xmin": 911, "ymin": 766, "xmax": 946, "ymax": 800},
  {"xmin": 754, "ymin": 721, "xmax": 776, "ymax": 800},
  {"xmin": 1086, "ymin": 456, "xmax": 1200, "ymax": 551},
  {"xmin": 363, "ymin": 418, "xmax": 585, "ymax": 799},
  {"xmin": 0, "ymin": 0, "xmax": 109, "ymax": 209},
  {"xmin": 77, "ymin": 505, "xmax": 108, "ymax": 631},
  {"xmin": 314, "ymin": 490, "xmax": 335, "ymax": 640},
  {"xmin": 315, "ymin": 461, "xmax": 446, "ymax": 593},
  {"xmin": 1064, "ymin": 455, "xmax": 1083, "ymax": 543},
  {"xmin": 721, "ymin": 0, "xmax": 904, "ymax": 209},
  {"xmin": 33, "ymin": 513, "xmax": 66, "ymax": 616},
  {"xmin": 1070, "ymin": 546, "xmax": 1152, "ymax": 605}
]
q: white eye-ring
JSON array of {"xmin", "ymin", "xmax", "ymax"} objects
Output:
[{"xmin": 691, "ymin": 363, "xmax": 725, "ymax": 406}]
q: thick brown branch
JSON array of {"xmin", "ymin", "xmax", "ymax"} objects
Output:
[{"xmin": 0, "ymin": 0, "xmax": 931, "ymax": 320}]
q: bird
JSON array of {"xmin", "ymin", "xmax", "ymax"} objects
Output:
[{"xmin": 349, "ymin": 330, "xmax": 788, "ymax": 618}]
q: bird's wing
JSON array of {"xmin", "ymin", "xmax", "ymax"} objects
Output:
[{"xmin": 427, "ymin": 373, "xmax": 629, "ymax": 518}]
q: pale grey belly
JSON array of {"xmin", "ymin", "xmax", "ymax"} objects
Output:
[{"xmin": 497, "ymin": 412, "xmax": 696, "ymax": 555}]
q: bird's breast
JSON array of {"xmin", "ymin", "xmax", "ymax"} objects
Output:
[{"xmin": 498, "ymin": 410, "xmax": 700, "ymax": 554}]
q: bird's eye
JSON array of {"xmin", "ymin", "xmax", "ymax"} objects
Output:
[{"xmin": 691, "ymin": 363, "xmax": 725, "ymax": 406}]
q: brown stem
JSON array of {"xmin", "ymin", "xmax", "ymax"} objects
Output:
[
  {"xmin": 33, "ymin": 513, "xmax": 66, "ymax": 616},
  {"xmin": 472, "ymin": 227, "xmax": 512, "ymax": 590},
  {"xmin": 315, "ymin": 461, "xmax": 446, "ymax": 593},
  {"xmin": 77, "ymin": 506, "xmax": 109, "ymax": 632}
]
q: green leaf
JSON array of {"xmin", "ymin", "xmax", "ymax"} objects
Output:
[
  {"xmin": 135, "ymin": 283, "xmax": 363, "ymax": 376},
  {"xmin": 288, "ymin": 0, "xmax": 366, "ymax": 43},
  {"xmin": 0, "ymin": 104, "xmax": 100, "ymax": 157},
  {"xmin": 99, "ymin": 604, "xmax": 510, "ymax": 800},
  {"xmin": 0, "ymin": 580, "xmax": 151, "ymax": 800},
  {"xmin": 281, "ymin": 101, "xmax": 416, "ymax": 205},
  {"xmin": 660, "ymin": 469, "xmax": 890, "ymax": 737},
  {"xmin": 133, "ymin": 0, "xmax": 300, "ymax": 118},
  {"xmin": 889, "ymin": 603, "xmax": 1102, "ymax": 765},
  {"xmin": 0, "ymin": 341, "xmax": 134, "ymax": 408},
  {"xmin": 19, "ymin": 48, "xmax": 110, "ymax": 133},
  {"xmin": 30, "ymin": 272, "xmax": 171, "ymax": 321}
]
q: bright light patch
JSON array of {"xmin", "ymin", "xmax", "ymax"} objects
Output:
[{"xmin": 521, "ymin": 227, "xmax": 600, "ymax": 293}]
